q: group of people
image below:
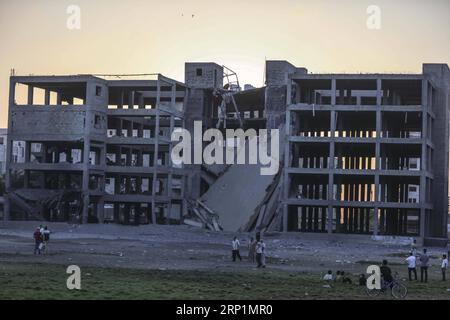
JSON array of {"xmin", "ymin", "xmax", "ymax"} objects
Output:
[
  {"xmin": 405, "ymin": 248, "xmax": 448, "ymax": 282},
  {"xmin": 323, "ymin": 270, "xmax": 354, "ymax": 287},
  {"xmin": 231, "ymin": 236, "xmax": 266, "ymax": 268},
  {"xmin": 323, "ymin": 241, "xmax": 449, "ymax": 288},
  {"xmin": 33, "ymin": 225, "xmax": 51, "ymax": 255}
]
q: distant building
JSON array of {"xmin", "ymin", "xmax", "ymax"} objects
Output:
[{"xmin": 0, "ymin": 129, "xmax": 7, "ymax": 174}]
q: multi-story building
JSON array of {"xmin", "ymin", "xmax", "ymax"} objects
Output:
[
  {"xmin": 4, "ymin": 74, "xmax": 187, "ymax": 224},
  {"xmin": 272, "ymin": 61, "xmax": 450, "ymax": 244},
  {"xmin": 3, "ymin": 60, "xmax": 449, "ymax": 245}
]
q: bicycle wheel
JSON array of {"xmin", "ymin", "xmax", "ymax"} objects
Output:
[
  {"xmin": 366, "ymin": 288, "xmax": 381, "ymax": 298},
  {"xmin": 391, "ymin": 283, "xmax": 408, "ymax": 299}
]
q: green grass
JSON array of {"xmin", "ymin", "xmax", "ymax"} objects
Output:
[{"xmin": 1, "ymin": 262, "xmax": 450, "ymax": 300}]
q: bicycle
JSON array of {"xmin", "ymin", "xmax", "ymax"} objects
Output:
[{"xmin": 366, "ymin": 272, "xmax": 408, "ymax": 299}]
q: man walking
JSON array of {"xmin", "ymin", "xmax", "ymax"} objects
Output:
[
  {"xmin": 33, "ymin": 227, "xmax": 43, "ymax": 255},
  {"xmin": 256, "ymin": 239, "xmax": 266, "ymax": 268},
  {"xmin": 442, "ymin": 254, "xmax": 448, "ymax": 281},
  {"xmin": 405, "ymin": 252, "xmax": 417, "ymax": 281},
  {"xmin": 420, "ymin": 248, "xmax": 430, "ymax": 283},
  {"xmin": 231, "ymin": 237, "xmax": 242, "ymax": 262},
  {"xmin": 42, "ymin": 226, "xmax": 51, "ymax": 254}
]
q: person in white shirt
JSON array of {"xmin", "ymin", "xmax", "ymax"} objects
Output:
[
  {"xmin": 406, "ymin": 252, "xmax": 417, "ymax": 281},
  {"xmin": 231, "ymin": 237, "xmax": 242, "ymax": 262},
  {"xmin": 323, "ymin": 270, "xmax": 333, "ymax": 282},
  {"xmin": 255, "ymin": 240, "xmax": 266, "ymax": 268},
  {"xmin": 441, "ymin": 254, "xmax": 448, "ymax": 281}
]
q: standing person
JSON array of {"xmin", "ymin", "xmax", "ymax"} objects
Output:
[
  {"xmin": 248, "ymin": 237, "xmax": 256, "ymax": 263},
  {"xmin": 256, "ymin": 239, "xmax": 266, "ymax": 268},
  {"xmin": 42, "ymin": 226, "xmax": 51, "ymax": 254},
  {"xmin": 406, "ymin": 252, "xmax": 417, "ymax": 281},
  {"xmin": 231, "ymin": 237, "xmax": 242, "ymax": 262},
  {"xmin": 260, "ymin": 240, "xmax": 266, "ymax": 268},
  {"xmin": 419, "ymin": 248, "xmax": 430, "ymax": 283},
  {"xmin": 33, "ymin": 228, "xmax": 43, "ymax": 255},
  {"xmin": 441, "ymin": 254, "xmax": 448, "ymax": 281}
]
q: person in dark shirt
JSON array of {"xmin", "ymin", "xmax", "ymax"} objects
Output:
[
  {"xmin": 33, "ymin": 228, "xmax": 43, "ymax": 255},
  {"xmin": 420, "ymin": 249, "xmax": 430, "ymax": 283},
  {"xmin": 380, "ymin": 260, "xmax": 393, "ymax": 287}
]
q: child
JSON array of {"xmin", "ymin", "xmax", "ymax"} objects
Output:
[
  {"xmin": 442, "ymin": 254, "xmax": 448, "ymax": 281},
  {"xmin": 359, "ymin": 274, "xmax": 367, "ymax": 286}
]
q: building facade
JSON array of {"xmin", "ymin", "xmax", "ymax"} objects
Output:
[
  {"xmin": 3, "ymin": 61, "xmax": 449, "ymax": 244},
  {"xmin": 273, "ymin": 61, "xmax": 450, "ymax": 244}
]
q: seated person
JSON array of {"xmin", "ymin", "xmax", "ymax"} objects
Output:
[{"xmin": 323, "ymin": 270, "xmax": 333, "ymax": 282}]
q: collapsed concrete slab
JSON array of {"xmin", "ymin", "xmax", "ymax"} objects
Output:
[{"xmin": 200, "ymin": 162, "xmax": 276, "ymax": 232}]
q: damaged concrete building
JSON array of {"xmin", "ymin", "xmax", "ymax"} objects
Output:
[
  {"xmin": 3, "ymin": 61, "xmax": 450, "ymax": 245},
  {"xmin": 4, "ymin": 74, "xmax": 187, "ymax": 224}
]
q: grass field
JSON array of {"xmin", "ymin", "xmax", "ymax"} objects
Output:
[{"xmin": 1, "ymin": 262, "xmax": 450, "ymax": 300}]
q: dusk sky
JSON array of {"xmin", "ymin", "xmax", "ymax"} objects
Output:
[{"xmin": 0, "ymin": 0, "xmax": 449, "ymax": 127}]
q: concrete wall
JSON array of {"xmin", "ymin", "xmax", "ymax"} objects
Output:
[
  {"xmin": 185, "ymin": 63, "xmax": 223, "ymax": 89},
  {"xmin": 424, "ymin": 64, "xmax": 450, "ymax": 238},
  {"xmin": 265, "ymin": 61, "xmax": 301, "ymax": 129},
  {"xmin": 10, "ymin": 108, "xmax": 86, "ymax": 136}
]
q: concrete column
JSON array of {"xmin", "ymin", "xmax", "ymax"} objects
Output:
[
  {"xmin": 128, "ymin": 91, "xmax": 134, "ymax": 109},
  {"xmin": 4, "ymin": 79, "xmax": 16, "ymax": 221},
  {"xmin": 151, "ymin": 106, "xmax": 161, "ymax": 224},
  {"xmin": 27, "ymin": 85, "xmax": 34, "ymax": 105},
  {"xmin": 328, "ymin": 109, "xmax": 336, "ymax": 233},
  {"xmin": 331, "ymin": 79, "xmax": 336, "ymax": 106},
  {"xmin": 283, "ymin": 109, "xmax": 291, "ymax": 231},
  {"xmin": 118, "ymin": 90, "xmax": 124, "ymax": 109},
  {"xmin": 82, "ymin": 138, "xmax": 91, "ymax": 224},
  {"xmin": 57, "ymin": 92, "xmax": 62, "ymax": 105},
  {"xmin": 44, "ymin": 90, "xmax": 50, "ymax": 105},
  {"xmin": 373, "ymin": 78, "xmax": 382, "ymax": 235},
  {"xmin": 419, "ymin": 79, "xmax": 429, "ymax": 238},
  {"xmin": 81, "ymin": 93, "xmax": 93, "ymax": 223},
  {"xmin": 166, "ymin": 113, "xmax": 175, "ymax": 224},
  {"xmin": 138, "ymin": 92, "xmax": 145, "ymax": 109}
]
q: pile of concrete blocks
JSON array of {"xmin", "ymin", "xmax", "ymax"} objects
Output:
[{"xmin": 184, "ymin": 199, "xmax": 222, "ymax": 231}]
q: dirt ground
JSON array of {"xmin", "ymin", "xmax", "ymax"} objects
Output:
[
  {"xmin": 1, "ymin": 221, "xmax": 447, "ymax": 273},
  {"xmin": 1, "ymin": 221, "xmax": 450, "ymax": 299}
]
